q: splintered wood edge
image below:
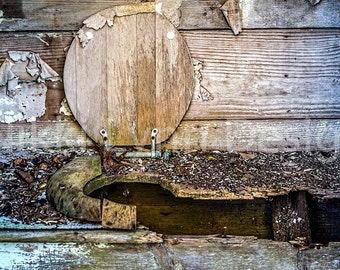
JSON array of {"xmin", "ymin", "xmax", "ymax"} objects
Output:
[{"xmin": 220, "ymin": 0, "xmax": 242, "ymax": 35}]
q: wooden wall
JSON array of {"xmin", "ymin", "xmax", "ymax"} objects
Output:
[{"xmin": 0, "ymin": 0, "xmax": 339, "ymax": 152}]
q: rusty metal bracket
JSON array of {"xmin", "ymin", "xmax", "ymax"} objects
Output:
[{"xmin": 99, "ymin": 128, "xmax": 168, "ymax": 159}]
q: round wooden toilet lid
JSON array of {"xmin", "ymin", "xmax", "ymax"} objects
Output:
[{"xmin": 64, "ymin": 5, "xmax": 195, "ymax": 146}]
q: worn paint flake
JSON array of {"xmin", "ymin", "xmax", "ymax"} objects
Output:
[
  {"xmin": 0, "ymin": 51, "xmax": 61, "ymax": 123},
  {"xmin": 193, "ymin": 59, "xmax": 213, "ymax": 102}
]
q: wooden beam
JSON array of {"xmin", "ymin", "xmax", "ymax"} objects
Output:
[
  {"xmin": 271, "ymin": 191, "xmax": 311, "ymax": 242},
  {"xmin": 165, "ymin": 119, "xmax": 340, "ymax": 152},
  {"xmin": 0, "ymin": 121, "xmax": 93, "ymax": 148},
  {"xmin": 1, "ymin": 29, "xmax": 339, "ymax": 121},
  {"xmin": 1, "ymin": 118, "xmax": 339, "ymax": 153},
  {"xmin": 0, "ymin": 0, "xmax": 339, "ymax": 31}
]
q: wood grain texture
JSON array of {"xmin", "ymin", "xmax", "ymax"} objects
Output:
[
  {"xmin": 1, "ymin": 0, "xmax": 339, "ymax": 31},
  {"xmin": 165, "ymin": 119, "xmax": 340, "ymax": 152},
  {"xmin": 1, "ymin": 119, "xmax": 339, "ymax": 153},
  {"xmin": 0, "ymin": 121, "xmax": 93, "ymax": 148},
  {"xmin": 1, "ymin": 29, "xmax": 339, "ymax": 122},
  {"xmin": 64, "ymin": 12, "xmax": 195, "ymax": 146},
  {"xmin": 183, "ymin": 29, "xmax": 340, "ymax": 120},
  {"xmin": 0, "ymin": 32, "xmax": 73, "ymax": 75}
]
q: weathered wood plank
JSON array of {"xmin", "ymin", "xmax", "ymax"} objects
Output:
[
  {"xmin": 165, "ymin": 119, "xmax": 340, "ymax": 152},
  {"xmin": 183, "ymin": 29, "xmax": 340, "ymax": 120},
  {"xmin": 0, "ymin": 32, "xmax": 73, "ymax": 76},
  {"xmin": 0, "ymin": 121, "xmax": 93, "ymax": 148},
  {"xmin": 1, "ymin": 0, "xmax": 339, "ymax": 31},
  {"xmin": 272, "ymin": 191, "xmax": 311, "ymax": 242},
  {"xmin": 0, "ymin": 242, "xmax": 161, "ymax": 270},
  {"xmin": 0, "ymin": 0, "xmax": 141, "ymax": 31},
  {"xmin": 1, "ymin": 29, "xmax": 339, "ymax": 121},
  {"xmin": 1, "ymin": 119, "xmax": 340, "ymax": 153}
]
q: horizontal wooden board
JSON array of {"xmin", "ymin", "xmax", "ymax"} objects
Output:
[
  {"xmin": 0, "ymin": 0, "xmax": 339, "ymax": 31},
  {"xmin": 1, "ymin": 29, "xmax": 339, "ymax": 122},
  {"xmin": 0, "ymin": 32, "xmax": 73, "ymax": 76},
  {"xmin": 1, "ymin": 119, "xmax": 340, "ymax": 153},
  {"xmin": 183, "ymin": 29, "xmax": 340, "ymax": 120},
  {"xmin": 165, "ymin": 119, "xmax": 340, "ymax": 152},
  {"xmin": 0, "ymin": 121, "xmax": 93, "ymax": 148}
]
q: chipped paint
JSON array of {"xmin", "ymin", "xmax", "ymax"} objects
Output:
[
  {"xmin": 0, "ymin": 10, "xmax": 3, "ymax": 24},
  {"xmin": 77, "ymin": 28, "xmax": 94, "ymax": 48},
  {"xmin": 0, "ymin": 51, "xmax": 61, "ymax": 123},
  {"xmin": 193, "ymin": 59, "xmax": 213, "ymax": 102}
]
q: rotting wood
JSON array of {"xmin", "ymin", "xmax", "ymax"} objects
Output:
[
  {"xmin": 220, "ymin": 0, "xmax": 242, "ymax": 35},
  {"xmin": 47, "ymin": 155, "xmax": 139, "ymax": 229},
  {"xmin": 271, "ymin": 191, "xmax": 311, "ymax": 243},
  {"xmin": 307, "ymin": 193, "xmax": 340, "ymax": 243},
  {"xmin": 46, "ymin": 155, "xmax": 102, "ymax": 222},
  {"xmin": 90, "ymin": 182, "xmax": 273, "ymax": 237},
  {"xmin": 0, "ymin": 0, "xmax": 339, "ymax": 31},
  {"xmin": 101, "ymin": 199, "xmax": 136, "ymax": 230},
  {"xmin": 84, "ymin": 172, "xmax": 291, "ymax": 201}
]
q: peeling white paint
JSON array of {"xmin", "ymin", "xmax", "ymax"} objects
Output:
[
  {"xmin": 77, "ymin": 28, "xmax": 94, "ymax": 48},
  {"xmin": 0, "ymin": 51, "xmax": 61, "ymax": 123},
  {"xmin": 0, "ymin": 10, "xmax": 3, "ymax": 25},
  {"xmin": 59, "ymin": 98, "xmax": 73, "ymax": 116},
  {"xmin": 192, "ymin": 59, "xmax": 213, "ymax": 102}
]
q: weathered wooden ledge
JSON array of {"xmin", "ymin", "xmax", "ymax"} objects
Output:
[{"xmin": 0, "ymin": 229, "xmax": 163, "ymax": 244}]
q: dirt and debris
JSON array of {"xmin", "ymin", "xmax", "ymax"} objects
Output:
[
  {"xmin": 1, "ymin": 147, "xmax": 340, "ymax": 225},
  {"xmin": 0, "ymin": 147, "xmax": 97, "ymax": 225},
  {"xmin": 111, "ymin": 149, "xmax": 340, "ymax": 192}
]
